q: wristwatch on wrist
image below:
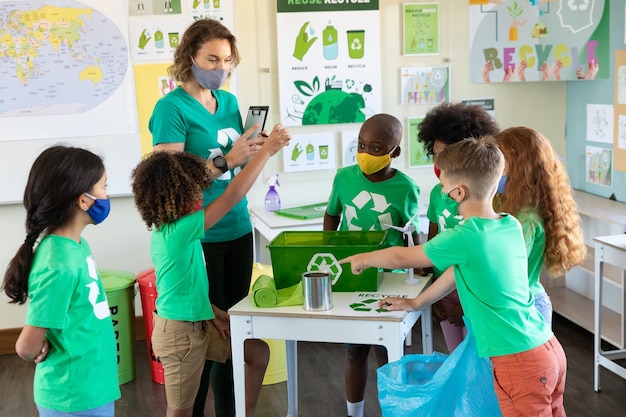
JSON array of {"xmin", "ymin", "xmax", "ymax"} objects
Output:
[{"xmin": 213, "ymin": 155, "xmax": 228, "ymax": 173}]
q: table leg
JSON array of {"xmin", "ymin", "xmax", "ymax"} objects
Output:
[
  {"xmin": 421, "ymin": 305, "xmax": 433, "ymax": 355},
  {"xmin": 230, "ymin": 316, "xmax": 248, "ymax": 416},
  {"xmin": 285, "ymin": 340, "xmax": 298, "ymax": 417},
  {"xmin": 594, "ymin": 257, "xmax": 603, "ymax": 392},
  {"xmin": 385, "ymin": 335, "xmax": 404, "ymax": 363}
]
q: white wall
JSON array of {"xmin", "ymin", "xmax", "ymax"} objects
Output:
[{"xmin": 0, "ymin": 1, "xmax": 567, "ymax": 330}]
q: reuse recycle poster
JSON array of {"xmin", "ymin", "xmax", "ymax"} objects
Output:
[{"xmin": 276, "ymin": 0, "xmax": 382, "ymax": 126}]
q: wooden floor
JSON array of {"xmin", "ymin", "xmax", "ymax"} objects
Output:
[{"xmin": 1, "ymin": 314, "xmax": 625, "ymax": 417}]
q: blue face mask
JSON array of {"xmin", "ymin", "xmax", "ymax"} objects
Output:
[
  {"xmin": 497, "ymin": 175, "xmax": 508, "ymax": 194},
  {"xmin": 84, "ymin": 192, "xmax": 111, "ymax": 225},
  {"xmin": 190, "ymin": 60, "xmax": 228, "ymax": 90}
]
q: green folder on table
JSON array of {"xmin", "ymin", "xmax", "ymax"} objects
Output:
[{"xmin": 273, "ymin": 202, "xmax": 327, "ymax": 220}]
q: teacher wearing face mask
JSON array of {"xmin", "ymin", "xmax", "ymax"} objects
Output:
[{"xmin": 149, "ymin": 18, "xmax": 290, "ymax": 417}]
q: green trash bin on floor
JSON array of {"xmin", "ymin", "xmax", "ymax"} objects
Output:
[{"xmin": 100, "ymin": 270, "xmax": 137, "ymax": 385}]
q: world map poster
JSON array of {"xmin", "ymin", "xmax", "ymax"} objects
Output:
[{"xmin": 0, "ymin": 0, "xmax": 137, "ymax": 140}]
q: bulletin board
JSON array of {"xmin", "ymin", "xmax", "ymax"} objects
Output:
[
  {"xmin": 614, "ymin": 50, "xmax": 626, "ymax": 171},
  {"xmin": 565, "ymin": 1, "xmax": 626, "ymax": 201}
]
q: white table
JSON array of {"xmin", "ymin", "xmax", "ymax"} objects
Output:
[
  {"xmin": 229, "ymin": 272, "xmax": 433, "ymax": 417},
  {"xmin": 593, "ymin": 235, "xmax": 626, "ymax": 392},
  {"xmin": 249, "ymin": 206, "xmax": 324, "ymax": 262}
]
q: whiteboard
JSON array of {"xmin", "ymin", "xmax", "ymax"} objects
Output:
[{"xmin": 0, "ymin": 134, "xmax": 142, "ymax": 205}]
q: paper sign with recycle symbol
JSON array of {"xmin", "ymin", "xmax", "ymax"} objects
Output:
[{"xmin": 307, "ymin": 253, "xmax": 342, "ymax": 285}]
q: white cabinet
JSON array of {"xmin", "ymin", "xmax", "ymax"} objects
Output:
[{"xmin": 544, "ymin": 190, "xmax": 626, "ymax": 348}]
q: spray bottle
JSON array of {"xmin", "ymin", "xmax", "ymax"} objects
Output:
[{"xmin": 264, "ymin": 174, "xmax": 281, "ymax": 212}]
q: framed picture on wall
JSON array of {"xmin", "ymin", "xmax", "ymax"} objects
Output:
[
  {"xmin": 407, "ymin": 117, "xmax": 432, "ymax": 168},
  {"xmin": 402, "ymin": 2, "xmax": 439, "ymax": 56},
  {"xmin": 400, "ymin": 66, "xmax": 450, "ymax": 105},
  {"xmin": 585, "ymin": 145, "xmax": 612, "ymax": 187}
]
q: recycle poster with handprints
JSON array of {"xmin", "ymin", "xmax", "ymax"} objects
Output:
[
  {"xmin": 469, "ymin": 0, "xmax": 609, "ymax": 83},
  {"xmin": 337, "ymin": 293, "xmax": 409, "ymax": 318},
  {"xmin": 401, "ymin": 67, "xmax": 450, "ymax": 105},
  {"xmin": 276, "ymin": 0, "xmax": 381, "ymax": 127},
  {"xmin": 283, "ymin": 132, "xmax": 336, "ymax": 173}
]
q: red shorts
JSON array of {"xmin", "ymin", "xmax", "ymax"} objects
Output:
[{"xmin": 491, "ymin": 335, "xmax": 567, "ymax": 417}]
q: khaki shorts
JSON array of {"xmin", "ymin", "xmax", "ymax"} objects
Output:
[
  {"xmin": 206, "ymin": 321, "xmax": 231, "ymax": 363},
  {"xmin": 151, "ymin": 314, "xmax": 231, "ymax": 410}
]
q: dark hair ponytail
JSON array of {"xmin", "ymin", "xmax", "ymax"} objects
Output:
[{"xmin": 2, "ymin": 146, "xmax": 104, "ymax": 304}]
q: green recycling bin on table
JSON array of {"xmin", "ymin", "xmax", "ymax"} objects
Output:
[{"xmin": 100, "ymin": 270, "xmax": 137, "ymax": 385}]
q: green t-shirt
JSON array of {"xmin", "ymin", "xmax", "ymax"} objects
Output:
[
  {"xmin": 424, "ymin": 214, "xmax": 552, "ymax": 358},
  {"xmin": 26, "ymin": 235, "xmax": 120, "ymax": 412},
  {"xmin": 326, "ymin": 165, "xmax": 420, "ymax": 247},
  {"xmin": 149, "ymin": 87, "xmax": 251, "ymax": 242},
  {"xmin": 426, "ymin": 183, "xmax": 464, "ymax": 276},
  {"xmin": 426, "ymin": 183, "xmax": 464, "ymax": 232},
  {"xmin": 151, "ymin": 210, "xmax": 215, "ymax": 322},
  {"xmin": 517, "ymin": 208, "xmax": 546, "ymax": 296}
]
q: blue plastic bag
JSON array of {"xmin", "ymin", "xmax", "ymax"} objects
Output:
[{"xmin": 377, "ymin": 320, "xmax": 502, "ymax": 417}]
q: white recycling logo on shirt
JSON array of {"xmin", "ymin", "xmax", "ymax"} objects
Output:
[{"xmin": 345, "ymin": 191, "xmax": 393, "ymax": 232}]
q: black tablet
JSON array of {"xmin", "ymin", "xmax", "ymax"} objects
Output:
[{"xmin": 243, "ymin": 106, "xmax": 269, "ymax": 140}]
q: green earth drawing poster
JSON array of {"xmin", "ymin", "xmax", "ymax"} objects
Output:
[{"xmin": 276, "ymin": 0, "xmax": 381, "ymax": 127}]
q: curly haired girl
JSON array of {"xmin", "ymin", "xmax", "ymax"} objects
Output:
[{"xmin": 495, "ymin": 126, "xmax": 587, "ymax": 327}]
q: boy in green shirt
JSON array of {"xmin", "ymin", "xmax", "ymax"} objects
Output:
[
  {"xmin": 341, "ymin": 137, "xmax": 567, "ymax": 417},
  {"xmin": 419, "ymin": 102, "xmax": 500, "ymax": 353},
  {"xmin": 131, "ymin": 126, "xmax": 289, "ymax": 417},
  {"xmin": 324, "ymin": 113, "xmax": 420, "ymax": 417}
]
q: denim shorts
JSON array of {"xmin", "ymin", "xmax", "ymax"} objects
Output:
[
  {"xmin": 533, "ymin": 291, "xmax": 553, "ymax": 328},
  {"xmin": 36, "ymin": 402, "xmax": 114, "ymax": 417}
]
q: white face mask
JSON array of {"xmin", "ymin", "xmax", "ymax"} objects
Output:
[
  {"xmin": 190, "ymin": 59, "xmax": 228, "ymax": 90},
  {"xmin": 441, "ymin": 185, "xmax": 460, "ymax": 206}
]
